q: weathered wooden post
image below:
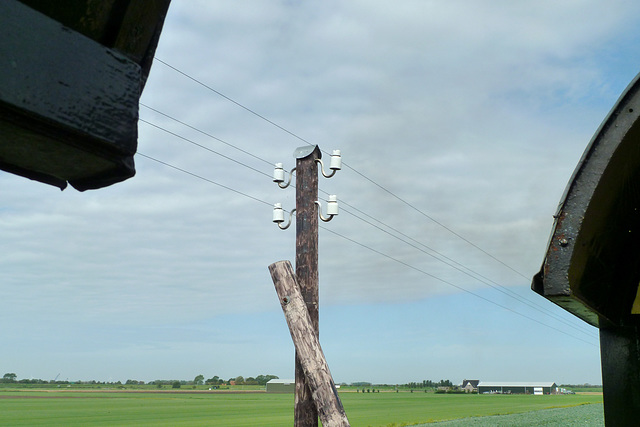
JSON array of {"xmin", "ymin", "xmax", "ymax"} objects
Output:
[
  {"xmin": 269, "ymin": 261, "xmax": 350, "ymax": 427},
  {"xmin": 272, "ymin": 145, "xmax": 342, "ymax": 426}
]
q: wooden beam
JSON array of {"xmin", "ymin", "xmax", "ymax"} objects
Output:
[
  {"xmin": 269, "ymin": 260, "xmax": 350, "ymax": 427},
  {"xmin": 0, "ymin": 0, "xmax": 140, "ymax": 190},
  {"xmin": 600, "ymin": 323, "xmax": 640, "ymax": 425}
]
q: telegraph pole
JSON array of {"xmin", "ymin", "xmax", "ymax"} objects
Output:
[
  {"xmin": 272, "ymin": 145, "xmax": 341, "ymax": 427},
  {"xmin": 293, "ymin": 145, "xmax": 321, "ymax": 426}
]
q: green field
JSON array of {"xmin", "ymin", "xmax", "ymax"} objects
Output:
[{"xmin": 0, "ymin": 389, "xmax": 602, "ymax": 426}]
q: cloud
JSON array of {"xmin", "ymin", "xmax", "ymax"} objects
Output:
[{"xmin": 4, "ymin": 0, "xmax": 638, "ymax": 382}]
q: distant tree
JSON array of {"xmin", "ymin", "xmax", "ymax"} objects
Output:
[
  {"xmin": 194, "ymin": 374, "xmax": 204, "ymax": 385},
  {"xmin": 172, "ymin": 381, "xmax": 181, "ymax": 389},
  {"xmin": 235, "ymin": 376, "xmax": 244, "ymax": 385},
  {"xmin": 206, "ymin": 376, "xmax": 223, "ymax": 385},
  {"xmin": 2, "ymin": 373, "xmax": 17, "ymax": 383}
]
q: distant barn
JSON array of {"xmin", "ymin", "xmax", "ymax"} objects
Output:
[
  {"xmin": 266, "ymin": 379, "xmax": 294, "ymax": 393},
  {"xmin": 477, "ymin": 381, "xmax": 557, "ymax": 395}
]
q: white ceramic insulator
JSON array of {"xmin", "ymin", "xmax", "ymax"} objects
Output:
[
  {"xmin": 329, "ymin": 150, "xmax": 342, "ymax": 170},
  {"xmin": 273, "ymin": 163, "xmax": 285, "ymax": 182},
  {"xmin": 327, "ymin": 195, "xmax": 339, "ymax": 216},
  {"xmin": 273, "ymin": 203, "xmax": 285, "ymax": 222}
]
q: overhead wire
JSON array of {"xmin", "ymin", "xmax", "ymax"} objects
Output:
[
  {"xmin": 153, "ymin": 57, "xmax": 531, "ymax": 281},
  {"xmin": 135, "ymin": 150, "xmax": 598, "ymax": 347},
  {"xmin": 141, "ymin": 103, "xmax": 273, "ymax": 168},
  {"xmin": 326, "ymin": 188, "xmax": 598, "ymax": 339},
  {"xmin": 337, "ymin": 203, "xmax": 599, "ymax": 340},
  {"xmin": 151, "ymin": 58, "xmax": 593, "ymax": 337},
  {"xmin": 154, "ymin": 59, "xmax": 305, "ymax": 144},
  {"xmin": 139, "ymin": 118, "xmax": 271, "ymax": 180},
  {"xmin": 145, "ymin": 58, "xmax": 599, "ymax": 334},
  {"xmin": 141, "ymin": 107, "xmax": 542, "ymax": 314},
  {"xmin": 138, "ymin": 111, "xmax": 597, "ymax": 341},
  {"xmin": 136, "ymin": 152, "xmax": 272, "ymax": 207},
  {"xmin": 320, "ymin": 225, "xmax": 598, "ymax": 347}
]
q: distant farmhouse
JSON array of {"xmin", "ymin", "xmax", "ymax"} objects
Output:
[
  {"xmin": 461, "ymin": 379, "xmax": 479, "ymax": 393},
  {"xmin": 266, "ymin": 379, "xmax": 295, "ymax": 393},
  {"xmin": 477, "ymin": 381, "xmax": 557, "ymax": 395}
]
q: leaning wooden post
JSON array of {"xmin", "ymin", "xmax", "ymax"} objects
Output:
[
  {"xmin": 269, "ymin": 260, "xmax": 350, "ymax": 427},
  {"xmin": 294, "ymin": 145, "xmax": 321, "ymax": 426}
]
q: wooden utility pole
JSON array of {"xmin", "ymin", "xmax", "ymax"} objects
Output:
[
  {"xmin": 272, "ymin": 145, "xmax": 342, "ymax": 425},
  {"xmin": 294, "ymin": 145, "xmax": 321, "ymax": 426},
  {"xmin": 269, "ymin": 261, "xmax": 350, "ymax": 427}
]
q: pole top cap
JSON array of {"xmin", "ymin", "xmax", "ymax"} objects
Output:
[{"xmin": 294, "ymin": 145, "xmax": 321, "ymax": 160}]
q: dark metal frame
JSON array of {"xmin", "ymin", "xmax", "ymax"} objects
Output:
[{"xmin": 533, "ymin": 72, "xmax": 640, "ymax": 425}]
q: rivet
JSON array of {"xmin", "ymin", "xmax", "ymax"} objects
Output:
[
  {"xmin": 559, "ymin": 238, "xmax": 569, "ymax": 247},
  {"xmin": 282, "ymin": 296, "xmax": 291, "ymax": 305}
]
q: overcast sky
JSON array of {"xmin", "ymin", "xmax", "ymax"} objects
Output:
[{"xmin": 3, "ymin": 0, "xmax": 640, "ymax": 385}]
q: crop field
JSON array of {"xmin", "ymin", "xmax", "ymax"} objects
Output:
[{"xmin": 0, "ymin": 389, "xmax": 602, "ymax": 426}]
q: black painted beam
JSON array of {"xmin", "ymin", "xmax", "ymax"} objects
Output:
[
  {"xmin": 532, "ymin": 72, "xmax": 640, "ymax": 327},
  {"xmin": 533, "ymin": 71, "xmax": 640, "ymax": 425},
  {"xmin": 0, "ymin": 0, "xmax": 148, "ymax": 190},
  {"xmin": 600, "ymin": 323, "xmax": 640, "ymax": 425}
]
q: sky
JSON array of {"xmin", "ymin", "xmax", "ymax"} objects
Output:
[{"xmin": 3, "ymin": 0, "xmax": 640, "ymax": 386}]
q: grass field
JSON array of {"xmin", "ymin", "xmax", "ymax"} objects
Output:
[
  {"xmin": 416, "ymin": 403, "xmax": 604, "ymax": 426},
  {"xmin": 0, "ymin": 389, "xmax": 602, "ymax": 426}
]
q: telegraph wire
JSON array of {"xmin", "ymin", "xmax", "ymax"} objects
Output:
[
  {"xmin": 343, "ymin": 165, "xmax": 531, "ymax": 281},
  {"xmin": 136, "ymin": 152, "xmax": 272, "ymax": 208},
  {"xmin": 141, "ymin": 110, "xmax": 548, "ymax": 324},
  {"xmin": 135, "ymin": 149, "xmax": 597, "ymax": 347},
  {"xmin": 139, "ymin": 118, "xmax": 272, "ymax": 180},
  {"xmin": 139, "ymin": 105, "xmax": 597, "ymax": 339},
  {"xmin": 141, "ymin": 103, "xmax": 273, "ymax": 168},
  {"xmin": 330, "ymin": 192, "xmax": 598, "ymax": 339},
  {"xmin": 144, "ymin": 91, "xmax": 556, "ymax": 328},
  {"xmin": 320, "ymin": 225, "xmax": 598, "ymax": 347},
  {"xmin": 153, "ymin": 57, "xmax": 530, "ymax": 282},
  {"xmin": 154, "ymin": 58, "xmax": 308, "ymax": 145},
  {"xmin": 139, "ymin": 117, "xmax": 297, "ymax": 190},
  {"xmin": 146, "ymin": 57, "xmax": 594, "ymax": 337},
  {"xmin": 141, "ymin": 107, "xmax": 523, "ymax": 296},
  {"xmin": 337, "ymin": 203, "xmax": 599, "ymax": 340}
]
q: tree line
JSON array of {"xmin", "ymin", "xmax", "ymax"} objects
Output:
[
  {"xmin": 406, "ymin": 379, "xmax": 454, "ymax": 389},
  {"xmin": 201, "ymin": 374, "xmax": 279, "ymax": 386},
  {"xmin": 1, "ymin": 372, "xmax": 279, "ymax": 386},
  {"xmin": 4, "ymin": 373, "xmax": 458, "ymax": 390}
]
